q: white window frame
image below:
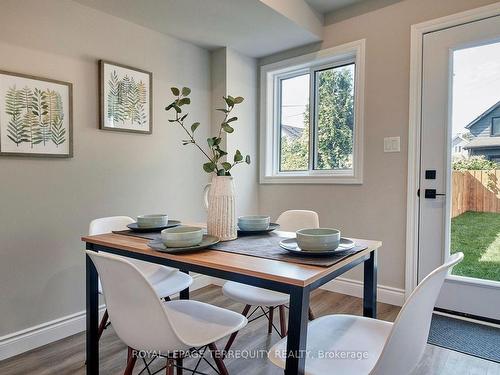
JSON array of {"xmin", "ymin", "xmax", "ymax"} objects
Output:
[{"xmin": 260, "ymin": 39, "xmax": 365, "ymax": 184}]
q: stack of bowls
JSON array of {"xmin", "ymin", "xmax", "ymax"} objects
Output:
[
  {"xmin": 161, "ymin": 226, "xmax": 203, "ymax": 248},
  {"xmin": 238, "ymin": 215, "xmax": 271, "ymax": 231},
  {"xmin": 137, "ymin": 214, "xmax": 168, "ymax": 228},
  {"xmin": 296, "ymin": 228, "xmax": 341, "ymax": 251}
]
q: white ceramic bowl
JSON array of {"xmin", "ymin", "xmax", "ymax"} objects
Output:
[
  {"xmin": 161, "ymin": 226, "xmax": 203, "ymax": 248},
  {"xmin": 296, "ymin": 228, "xmax": 341, "ymax": 251},
  {"xmin": 137, "ymin": 214, "xmax": 168, "ymax": 228},
  {"xmin": 238, "ymin": 215, "xmax": 271, "ymax": 231}
]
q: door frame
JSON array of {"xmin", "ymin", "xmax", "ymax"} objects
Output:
[{"xmin": 406, "ymin": 2, "xmax": 500, "ymax": 300}]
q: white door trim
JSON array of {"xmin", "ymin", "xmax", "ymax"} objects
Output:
[{"xmin": 406, "ymin": 2, "xmax": 500, "ymax": 300}]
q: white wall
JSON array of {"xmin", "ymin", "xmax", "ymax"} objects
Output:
[
  {"xmin": 0, "ymin": 0, "xmax": 211, "ymax": 336},
  {"xmin": 210, "ymin": 48, "xmax": 259, "ymax": 216},
  {"xmin": 258, "ymin": 0, "xmax": 499, "ymax": 290}
]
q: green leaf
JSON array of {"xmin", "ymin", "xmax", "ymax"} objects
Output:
[
  {"xmin": 234, "ymin": 96, "xmax": 244, "ymax": 104},
  {"xmin": 217, "ymin": 169, "xmax": 226, "ymax": 176},
  {"xmin": 207, "ymin": 138, "xmax": 215, "ymax": 147},
  {"xmin": 245, "ymin": 155, "xmax": 251, "ymax": 164},
  {"xmin": 178, "ymin": 97, "xmax": 191, "ymax": 106},
  {"xmin": 191, "ymin": 122, "xmax": 200, "ymax": 132},
  {"xmin": 222, "ymin": 162, "xmax": 232, "ymax": 171},
  {"xmin": 174, "ymin": 105, "xmax": 182, "ymax": 113},
  {"xmin": 165, "ymin": 103, "xmax": 174, "ymax": 111},
  {"xmin": 180, "ymin": 113, "xmax": 188, "ymax": 121},
  {"xmin": 224, "ymin": 96, "xmax": 234, "ymax": 107},
  {"xmin": 168, "ymin": 119, "xmax": 176, "ymax": 122},
  {"xmin": 234, "ymin": 149, "xmax": 243, "ymax": 162},
  {"xmin": 222, "ymin": 124, "xmax": 234, "ymax": 133},
  {"xmin": 203, "ymin": 162, "xmax": 216, "ymax": 173},
  {"xmin": 171, "ymin": 87, "xmax": 180, "ymax": 96},
  {"xmin": 218, "ymin": 149, "xmax": 228, "ymax": 156},
  {"xmin": 213, "ymin": 137, "xmax": 221, "ymax": 146},
  {"xmin": 216, "ymin": 108, "xmax": 229, "ymax": 113},
  {"xmin": 226, "ymin": 117, "xmax": 237, "ymax": 123},
  {"xmin": 181, "ymin": 87, "xmax": 191, "ymax": 96}
]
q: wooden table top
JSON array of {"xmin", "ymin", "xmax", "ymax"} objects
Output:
[{"xmin": 82, "ymin": 232, "xmax": 382, "ymax": 287}]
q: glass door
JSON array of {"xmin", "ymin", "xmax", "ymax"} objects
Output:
[{"xmin": 418, "ymin": 15, "xmax": 500, "ymax": 320}]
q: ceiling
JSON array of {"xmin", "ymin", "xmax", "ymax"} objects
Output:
[
  {"xmin": 305, "ymin": 0, "xmax": 365, "ymax": 14},
  {"xmin": 74, "ymin": 0, "xmax": 322, "ymax": 58},
  {"xmin": 74, "ymin": 0, "xmax": 386, "ymax": 58}
]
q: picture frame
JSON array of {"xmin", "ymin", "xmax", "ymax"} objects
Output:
[
  {"xmin": 0, "ymin": 70, "xmax": 73, "ymax": 158},
  {"xmin": 99, "ymin": 60, "xmax": 153, "ymax": 134}
]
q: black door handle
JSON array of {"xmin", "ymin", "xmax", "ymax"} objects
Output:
[{"xmin": 424, "ymin": 189, "xmax": 445, "ymax": 199}]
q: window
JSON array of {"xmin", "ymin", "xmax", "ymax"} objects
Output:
[
  {"xmin": 260, "ymin": 40, "xmax": 365, "ymax": 184},
  {"xmin": 492, "ymin": 117, "xmax": 500, "ymax": 136}
]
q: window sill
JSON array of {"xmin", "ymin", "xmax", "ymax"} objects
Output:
[{"xmin": 260, "ymin": 174, "xmax": 363, "ymax": 185}]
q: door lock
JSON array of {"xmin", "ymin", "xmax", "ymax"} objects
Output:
[{"xmin": 424, "ymin": 189, "xmax": 445, "ymax": 199}]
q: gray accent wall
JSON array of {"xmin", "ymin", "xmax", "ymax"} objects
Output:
[{"xmin": 0, "ymin": 0, "xmax": 212, "ymax": 336}]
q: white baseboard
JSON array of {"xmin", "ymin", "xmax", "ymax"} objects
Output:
[
  {"xmin": 0, "ymin": 274, "xmax": 212, "ymax": 361},
  {"xmin": 0, "ymin": 274, "xmax": 402, "ymax": 361},
  {"xmin": 321, "ymin": 277, "xmax": 405, "ymax": 307},
  {"xmin": 209, "ymin": 276, "xmax": 404, "ymax": 306}
]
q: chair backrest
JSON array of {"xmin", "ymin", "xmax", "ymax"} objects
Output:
[
  {"xmin": 276, "ymin": 210, "xmax": 319, "ymax": 232},
  {"xmin": 371, "ymin": 252, "xmax": 464, "ymax": 375},
  {"xmin": 89, "ymin": 216, "xmax": 134, "ymax": 235},
  {"xmin": 86, "ymin": 250, "xmax": 184, "ymax": 351}
]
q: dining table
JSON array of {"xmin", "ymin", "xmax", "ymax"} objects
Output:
[{"xmin": 82, "ymin": 226, "xmax": 382, "ymax": 375}]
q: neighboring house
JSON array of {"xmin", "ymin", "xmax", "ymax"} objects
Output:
[
  {"xmin": 464, "ymin": 100, "xmax": 500, "ymax": 163},
  {"xmin": 451, "ymin": 134, "xmax": 469, "ymax": 158}
]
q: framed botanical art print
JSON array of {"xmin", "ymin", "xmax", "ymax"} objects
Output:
[
  {"xmin": 99, "ymin": 60, "xmax": 152, "ymax": 134},
  {"xmin": 0, "ymin": 70, "xmax": 73, "ymax": 158}
]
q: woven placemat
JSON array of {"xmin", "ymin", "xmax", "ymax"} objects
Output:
[{"xmin": 113, "ymin": 230, "xmax": 366, "ymax": 267}]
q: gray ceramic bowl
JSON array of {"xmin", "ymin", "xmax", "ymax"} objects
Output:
[
  {"xmin": 238, "ymin": 215, "xmax": 271, "ymax": 231},
  {"xmin": 161, "ymin": 226, "xmax": 203, "ymax": 248},
  {"xmin": 296, "ymin": 228, "xmax": 341, "ymax": 251},
  {"xmin": 137, "ymin": 214, "xmax": 168, "ymax": 228}
]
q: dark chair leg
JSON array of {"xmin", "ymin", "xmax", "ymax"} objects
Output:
[
  {"xmin": 123, "ymin": 350, "xmax": 137, "ymax": 375},
  {"xmin": 166, "ymin": 358, "xmax": 175, "ymax": 375},
  {"xmin": 308, "ymin": 307, "xmax": 315, "ymax": 321},
  {"xmin": 127, "ymin": 347, "xmax": 133, "ymax": 364},
  {"xmin": 176, "ymin": 357, "xmax": 183, "ymax": 375},
  {"xmin": 209, "ymin": 343, "xmax": 229, "ymax": 375},
  {"xmin": 223, "ymin": 304, "xmax": 251, "ymax": 353},
  {"xmin": 268, "ymin": 307, "xmax": 274, "ymax": 334},
  {"xmin": 278, "ymin": 305, "xmax": 287, "ymax": 338},
  {"xmin": 97, "ymin": 309, "xmax": 109, "ymax": 340}
]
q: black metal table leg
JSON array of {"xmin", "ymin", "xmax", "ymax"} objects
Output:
[
  {"xmin": 86, "ymin": 252, "xmax": 99, "ymax": 375},
  {"xmin": 363, "ymin": 250, "xmax": 377, "ymax": 318},
  {"xmin": 179, "ymin": 269, "xmax": 190, "ymax": 300},
  {"xmin": 285, "ymin": 286, "xmax": 310, "ymax": 375}
]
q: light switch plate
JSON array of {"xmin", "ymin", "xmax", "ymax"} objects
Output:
[{"xmin": 384, "ymin": 137, "xmax": 400, "ymax": 152}]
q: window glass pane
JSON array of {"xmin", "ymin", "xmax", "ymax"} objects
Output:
[
  {"xmin": 314, "ymin": 64, "xmax": 355, "ymax": 170},
  {"xmin": 279, "ymin": 74, "xmax": 310, "ymax": 171},
  {"xmin": 493, "ymin": 117, "xmax": 500, "ymax": 135}
]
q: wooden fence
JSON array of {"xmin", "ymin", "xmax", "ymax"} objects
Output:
[{"xmin": 452, "ymin": 170, "xmax": 500, "ymax": 218}]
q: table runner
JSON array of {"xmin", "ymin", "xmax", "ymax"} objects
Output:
[{"xmin": 113, "ymin": 230, "xmax": 367, "ymax": 267}]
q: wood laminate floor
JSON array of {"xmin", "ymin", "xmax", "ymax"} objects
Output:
[{"xmin": 1, "ymin": 285, "xmax": 499, "ymax": 375}]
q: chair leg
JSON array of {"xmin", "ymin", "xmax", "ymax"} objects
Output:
[
  {"xmin": 308, "ymin": 307, "xmax": 315, "ymax": 321},
  {"xmin": 278, "ymin": 305, "xmax": 287, "ymax": 338},
  {"xmin": 166, "ymin": 358, "xmax": 175, "ymax": 375},
  {"xmin": 176, "ymin": 357, "xmax": 183, "ymax": 375},
  {"xmin": 209, "ymin": 343, "xmax": 228, "ymax": 375},
  {"xmin": 97, "ymin": 309, "xmax": 109, "ymax": 340},
  {"xmin": 127, "ymin": 347, "xmax": 133, "ymax": 364},
  {"xmin": 268, "ymin": 307, "xmax": 274, "ymax": 334},
  {"xmin": 223, "ymin": 304, "xmax": 251, "ymax": 353},
  {"xmin": 123, "ymin": 350, "xmax": 137, "ymax": 375}
]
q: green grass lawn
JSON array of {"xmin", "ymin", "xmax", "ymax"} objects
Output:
[{"xmin": 450, "ymin": 211, "xmax": 500, "ymax": 282}]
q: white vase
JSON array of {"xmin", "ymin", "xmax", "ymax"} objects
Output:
[{"xmin": 203, "ymin": 176, "xmax": 237, "ymax": 241}]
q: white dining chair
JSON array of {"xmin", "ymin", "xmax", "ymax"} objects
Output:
[
  {"xmin": 268, "ymin": 252, "xmax": 464, "ymax": 375},
  {"xmin": 89, "ymin": 216, "xmax": 193, "ymax": 341},
  {"xmin": 86, "ymin": 250, "xmax": 247, "ymax": 375},
  {"xmin": 222, "ymin": 210, "xmax": 319, "ymax": 352}
]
